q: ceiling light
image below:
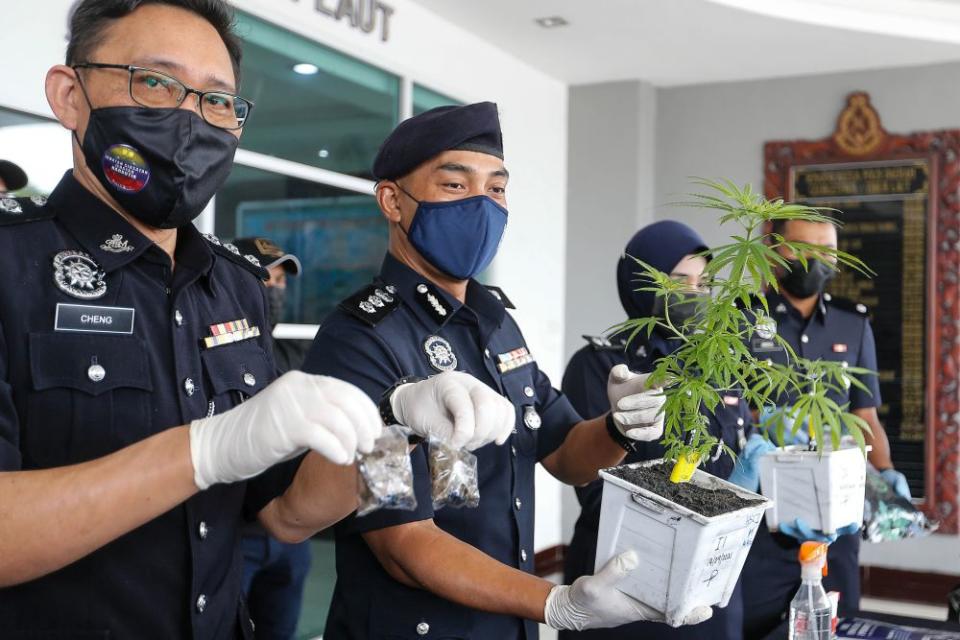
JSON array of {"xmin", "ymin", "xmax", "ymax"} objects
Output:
[
  {"xmin": 534, "ymin": 16, "xmax": 569, "ymax": 29},
  {"xmin": 293, "ymin": 63, "xmax": 319, "ymax": 75}
]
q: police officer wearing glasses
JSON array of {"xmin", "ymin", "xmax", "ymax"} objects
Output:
[{"xmin": 0, "ymin": 2, "xmax": 509, "ymax": 637}]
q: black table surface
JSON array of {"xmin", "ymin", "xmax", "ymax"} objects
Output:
[{"xmin": 763, "ymin": 610, "xmax": 960, "ymax": 639}]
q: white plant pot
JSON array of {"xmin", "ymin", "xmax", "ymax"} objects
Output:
[
  {"xmin": 595, "ymin": 459, "xmax": 772, "ymax": 627},
  {"xmin": 758, "ymin": 445, "xmax": 868, "ymax": 535}
]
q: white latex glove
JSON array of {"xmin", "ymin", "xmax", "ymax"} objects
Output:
[
  {"xmin": 391, "ymin": 371, "xmax": 515, "ymax": 451},
  {"xmin": 189, "ymin": 370, "xmax": 382, "ymax": 490},
  {"xmin": 544, "ymin": 550, "xmax": 714, "ymax": 630},
  {"xmin": 607, "ymin": 364, "xmax": 665, "ymax": 441}
]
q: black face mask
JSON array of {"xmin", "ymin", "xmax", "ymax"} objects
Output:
[
  {"xmin": 780, "ymin": 258, "xmax": 835, "ymax": 299},
  {"xmin": 266, "ymin": 286, "xmax": 286, "ymax": 328},
  {"xmin": 652, "ymin": 291, "xmax": 707, "ymax": 335},
  {"xmin": 78, "ymin": 106, "xmax": 238, "ymax": 229}
]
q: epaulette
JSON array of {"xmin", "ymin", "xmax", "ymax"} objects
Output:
[
  {"xmin": 202, "ymin": 233, "xmax": 269, "ymax": 281},
  {"xmin": 338, "ymin": 283, "xmax": 400, "ymax": 327},
  {"xmin": 823, "ymin": 293, "xmax": 869, "ymax": 316},
  {"xmin": 0, "ymin": 195, "xmax": 55, "ymax": 226},
  {"xmin": 484, "ymin": 285, "xmax": 516, "ymax": 309},
  {"xmin": 583, "ymin": 334, "xmax": 623, "ymax": 351}
]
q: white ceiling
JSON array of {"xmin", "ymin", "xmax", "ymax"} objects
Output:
[{"xmin": 410, "ymin": 0, "xmax": 960, "ymax": 86}]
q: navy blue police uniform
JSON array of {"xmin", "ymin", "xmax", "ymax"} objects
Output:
[
  {"xmin": 0, "ymin": 175, "xmax": 301, "ymax": 639},
  {"xmin": 560, "ymin": 332, "xmax": 749, "ymax": 640},
  {"xmin": 303, "ymin": 254, "xmax": 582, "ymax": 639},
  {"xmin": 741, "ymin": 290, "xmax": 881, "ymax": 639}
]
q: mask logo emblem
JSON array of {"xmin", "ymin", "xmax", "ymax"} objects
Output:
[{"xmin": 102, "ymin": 144, "xmax": 150, "ymax": 193}]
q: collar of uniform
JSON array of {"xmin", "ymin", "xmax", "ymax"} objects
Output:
[
  {"xmin": 766, "ymin": 290, "xmax": 828, "ymax": 324},
  {"xmin": 47, "ymin": 172, "xmax": 153, "ymax": 273},
  {"xmin": 380, "ymin": 253, "xmax": 463, "ymax": 329},
  {"xmin": 464, "ymin": 280, "xmax": 506, "ymax": 329}
]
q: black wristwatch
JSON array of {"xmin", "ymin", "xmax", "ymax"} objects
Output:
[
  {"xmin": 605, "ymin": 412, "xmax": 641, "ymax": 454},
  {"xmin": 380, "ymin": 375, "xmax": 427, "ymax": 442}
]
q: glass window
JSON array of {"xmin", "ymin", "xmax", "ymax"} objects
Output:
[
  {"xmin": 214, "ymin": 165, "xmax": 387, "ymax": 325},
  {"xmin": 413, "ymin": 84, "xmax": 461, "ymax": 115},
  {"xmin": 234, "ymin": 12, "xmax": 400, "ymax": 179},
  {"xmin": 0, "ymin": 108, "xmax": 72, "ymax": 195}
]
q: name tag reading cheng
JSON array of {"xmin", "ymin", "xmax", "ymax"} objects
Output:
[{"xmin": 55, "ymin": 303, "xmax": 135, "ymax": 335}]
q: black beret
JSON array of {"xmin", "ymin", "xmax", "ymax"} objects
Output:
[
  {"xmin": 0, "ymin": 160, "xmax": 27, "ymax": 192},
  {"xmin": 372, "ymin": 102, "xmax": 503, "ymax": 181}
]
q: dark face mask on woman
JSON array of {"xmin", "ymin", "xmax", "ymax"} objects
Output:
[
  {"xmin": 266, "ymin": 286, "xmax": 286, "ymax": 328},
  {"xmin": 77, "ymin": 106, "xmax": 239, "ymax": 229},
  {"xmin": 652, "ymin": 290, "xmax": 708, "ymax": 335},
  {"xmin": 779, "ymin": 258, "xmax": 836, "ymax": 299}
]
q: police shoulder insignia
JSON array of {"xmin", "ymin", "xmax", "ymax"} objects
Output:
[
  {"xmin": 484, "ymin": 285, "xmax": 516, "ymax": 309},
  {"xmin": 0, "ymin": 195, "xmax": 54, "ymax": 226},
  {"xmin": 204, "ymin": 235, "xmax": 269, "ymax": 281},
  {"xmin": 826, "ymin": 295, "xmax": 869, "ymax": 316},
  {"xmin": 339, "ymin": 283, "xmax": 400, "ymax": 327},
  {"xmin": 583, "ymin": 334, "xmax": 620, "ymax": 351}
]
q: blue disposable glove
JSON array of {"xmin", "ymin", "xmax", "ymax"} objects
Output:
[
  {"xmin": 758, "ymin": 405, "xmax": 809, "ymax": 446},
  {"xmin": 779, "ymin": 518, "xmax": 861, "ymax": 543},
  {"xmin": 880, "ymin": 468, "xmax": 912, "ymax": 501},
  {"xmin": 728, "ymin": 434, "xmax": 775, "ymax": 492}
]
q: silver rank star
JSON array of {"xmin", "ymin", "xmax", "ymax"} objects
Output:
[
  {"xmin": 374, "ymin": 288, "xmax": 394, "ymax": 303},
  {"xmin": 223, "ymin": 243, "xmax": 241, "ymax": 256},
  {"xmin": 202, "ymin": 233, "xmax": 222, "ymax": 246},
  {"xmin": 100, "ymin": 234, "xmax": 134, "ymax": 253},
  {"xmin": 423, "ymin": 335, "xmax": 457, "ymax": 372},
  {"xmin": 0, "ymin": 197, "xmax": 22, "ymax": 214},
  {"xmin": 30, "ymin": 195, "xmax": 47, "ymax": 207},
  {"xmin": 244, "ymin": 254, "xmax": 261, "ymax": 267},
  {"xmin": 53, "ymin": 250, "xmax": 107, "ymax": 300}
]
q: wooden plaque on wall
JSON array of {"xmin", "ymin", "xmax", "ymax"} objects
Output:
[{"xmin": 764, "ymin": 92, "xmax": 960, "ymax": 532}]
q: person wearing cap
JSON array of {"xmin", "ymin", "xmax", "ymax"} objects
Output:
[
  {"xmin": 302, "ymin": 103, "xmax": 714, "ymax": 638},
  {"xmin": 560, "ymin": 220, "xmax": 756, "ymax": 640},
  {"xmin": 233, "ymin": 237, "xmax": 307, "ymax": 373},
  {"xmin": 0, "ymin": 159, "xmax": 28, "ymax": 194}
]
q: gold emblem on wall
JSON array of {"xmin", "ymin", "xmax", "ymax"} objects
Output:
[{"xmin": 832, "ymin": 92, "xmax": 886, "ymax": 156}]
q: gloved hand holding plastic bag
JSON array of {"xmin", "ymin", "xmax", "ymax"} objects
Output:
[
  {"xmin": 862, "ymin": 465, "xmax": 937, "ymax": 543},
  {"xmin": 357, "ymin": 425, "xmax": 417, "ymax": 517}
]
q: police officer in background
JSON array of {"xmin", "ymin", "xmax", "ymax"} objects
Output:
[
  {"xmin": 234, "ymin": 236, "xmax": 308, "ymax": 372},
  {"xmin": 303, "ymin": 103, "xmax": 714, "ymax": 639},
  {"xmin": 0, "ymin": 159, "xmax": 28, "ymax": 194},
  {"xmin": 561, "ymin": 220, "xmax": 754, "ymax": 640},
  {"xmin": 740, "ymin": 216, "xmax": 909, "ymax": 639},
  {"xmin": 0, "ymin": 1, "xmax": 511, "ymax": 637}
]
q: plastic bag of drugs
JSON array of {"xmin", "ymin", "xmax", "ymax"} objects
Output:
[
  {"xmin": 357, "ymin": 425, "xmax": 417, "ymax": 517},
  {"xmin": 862, "ymin": 466, "xmax": 937, "ymax": 543},
  {"xmin": 429, "ymin": 440, "xmax": 480, "ymax": 511}
]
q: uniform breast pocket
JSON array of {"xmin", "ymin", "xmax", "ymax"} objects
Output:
[
  {"xmin": 200, "ymin": 340, "xmax": 272, "ymax": 414},
  {"xmin": 500, "ymin": 368, "xmax": 540, "ymax": 457},
  {"xmin": 25, "ymin": 332, "xmax": 153, "ymax": 468}
]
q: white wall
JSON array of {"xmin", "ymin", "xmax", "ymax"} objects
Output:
[{"xmin": 0, "ymin": 0, "xmax": 571, "ymax": 550}]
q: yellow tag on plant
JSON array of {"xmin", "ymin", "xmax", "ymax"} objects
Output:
[{"xmin": 670, "ymin": 453, "xmax": 699, "ymax": 483}]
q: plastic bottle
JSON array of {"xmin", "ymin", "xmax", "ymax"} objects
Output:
[{"xmin": 788, "ymin": 541, "xmax": 833, "ymax": 640}]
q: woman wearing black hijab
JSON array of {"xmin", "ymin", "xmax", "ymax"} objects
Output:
[{"xmin": 560, "ymin": 220, "xmax": 753, "ymax": 640}]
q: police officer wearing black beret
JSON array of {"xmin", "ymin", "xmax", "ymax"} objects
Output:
[
  {"xmin": 0, "ymin": 2, "xmax": 496, "ymax": 637},
  {"xmin": 560, "ymin": 220, "xmax": 753, "ymax": 640},
  {"xmin": 302, "ymin": 103, "xmax": 715, "ymax": 639},
  {"xmin": 0, "ymin": 159, "xmax": 28, "ymax": 194},
  {"xmin": 740, "ymin": 216, "xmax": 906, "ymax": 639}
]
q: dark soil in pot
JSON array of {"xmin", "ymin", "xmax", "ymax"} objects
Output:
[{"xmin": 608, "ymin": 462, "xmax": 764, "ymax": 518}]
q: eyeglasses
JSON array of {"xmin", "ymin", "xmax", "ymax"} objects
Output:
[{"xmin": 72, "ymin": 62, "xmax": 253, "ymax": 131}]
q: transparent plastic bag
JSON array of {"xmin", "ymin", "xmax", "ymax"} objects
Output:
[
  {"xmin": 357, "ymin": 425, "xmax": 417, "ymax": 517},
  {"xmin": 862, "ymin": 466, "xmax": 937, "ymax": 543},
  {"xmin": 429, "ymin": 440, "xmax": 480, "ymax": 511}
]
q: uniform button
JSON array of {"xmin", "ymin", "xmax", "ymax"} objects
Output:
[
  {"xmin": 416, "ymin": 621, "xmax": 430, "ymax": 636},
  {"xmin": 515, "ymin": 497, "xmax": 522, "ymax": 510},
  {"xmin": 417, "ymin": 284, "xmax": 428, "ymax": 294},
  {"xmin": 484, "ymin": 348, "xmax": 491, "ymax": 359},
  {"xmin": 87, "ymin": 363, "xmax": 106, "ymax": 383},
  {"xmin": 737, "ymin": 417, "xmax": 745, "ymax": 427},
  {"xmin": 165, "ymin": 287, "xmax": 172, "ymax": 296},
  {"xmin": 521, "ymin": 549, "xmax": 528, "ymax": 562},
  {"xmin": 511, "ymin": 445, "xmax": 517, "ymax": 457},
  {"xmin": 198, "ymin": 521, "xmax": 208, "ymax": 540},
  {"xmin": 184, "ymin": 378, "xmax": 196, "ymax": 396},
  {"xmin": 196, "ymin": 594, "xmax": 207, "ymax": 613},
  {"xmin": 801, "ymin": 334, "xmax": 809, "ymax": 344},
  {"xmin": 175, "ymin": 309, "xmax": 184, "ymax": 326},
  {"xmin": 523, "ymin": 386, "xmax": 534, "ymax": 398},
  {"xmin": 243, "ymin": 372, "xmax": 256, "ymax": 387}
]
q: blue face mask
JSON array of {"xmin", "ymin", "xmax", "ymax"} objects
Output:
[{"xmin": 401, "ymin": 191, "xmax": 508, "ymax": 280}]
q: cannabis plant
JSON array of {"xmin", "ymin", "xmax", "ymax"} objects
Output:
[{"xmin": 615, "ymin": 180, "xmax": 875, "ymax": 482}]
